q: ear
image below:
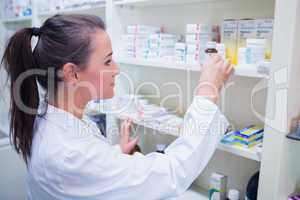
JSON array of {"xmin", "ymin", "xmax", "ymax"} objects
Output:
[{"xmin": 62, "ymin": 63, "xmax": 78, "ymax": 85}]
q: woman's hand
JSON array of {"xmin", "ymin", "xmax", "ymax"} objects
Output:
[
  {"xmin": 120, "ymin": 118, "xmax": 139, "ymax": 154},
  {"xmin": 197, "ymin": 54, "xmax": 234, "ymax": 103}
]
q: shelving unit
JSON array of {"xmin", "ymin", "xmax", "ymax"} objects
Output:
[
  {"xmin": 115, "ymin": 57, "xmax": 269, "ymax": 79},
  {"xmin": 0, "ymin": 16, "xmax": 32, "ymax": 24},
  {"xmin": 37, "ymin": 3, "xmax": 106, "ymax": 17},
  {"xmin": 171, "ymin": 184, "xmax": 208, "ymax": 200},
  {"xmin": 1, "ymin": 0, "xmax": 300, "ymax": 199},
  {"xmin": 119, "ymin": 113, "xmax": 262, "ymax": 161}
]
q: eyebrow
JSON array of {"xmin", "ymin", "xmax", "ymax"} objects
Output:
[{"xmin": 105, "ymin": 52, "xmax": 113, "ymax": 59}]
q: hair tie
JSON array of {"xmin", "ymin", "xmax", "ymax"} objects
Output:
[{"xmin": 32, "ymin": 27, "xmax": 41, "ymax": 36}]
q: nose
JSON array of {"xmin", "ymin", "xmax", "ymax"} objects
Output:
[{"xmin": 112, "ymin": 61, "xmax": 119, "ymax": 76}]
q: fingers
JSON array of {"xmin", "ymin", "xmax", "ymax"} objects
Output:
[
  {"xmin": 211, "ymin": 54, "xmax": 223, "ymax": 63},
  {"xmin": 226, "ymin": 64, "xmax": 234, "ymax": 76},
  {"xmin": 128, "ymin": 137, "xmax": 139, "ymax": 148},
  {"xmin": 120, "ymin": 118, "xmax": 133, "ymax": 141}
]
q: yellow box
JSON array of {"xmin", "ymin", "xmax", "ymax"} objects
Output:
[
  {"xmin": 222, "ymin": 20, "xmax": 238, "ymax": 65},
  {"xmin": 256, "ymin": 19, "xmax": 274, "ymax": 60}
]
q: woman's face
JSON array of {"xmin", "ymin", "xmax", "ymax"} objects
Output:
[{"xmin": 76, "ymin": 30, "xmax": 119, "ymax": 101}]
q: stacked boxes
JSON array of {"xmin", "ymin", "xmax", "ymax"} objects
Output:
[
  {"xmin": 174, "ymin": 43, "xmax": 187, "ymax": 63},
  {"xmin": 185, "ymin": 24, "xmax": 219, "ymax": 64},
  {"xmin": 148, "ymin": 34, "xmax": 177, "ymax": 61},
  {"xmin": 121, "ymin": 34, "xmax": 150, "ymax": 58},
  {"xmin": 222, "ymin": 19, "xmax": 274, "ymax": 65},
  {"xmin": 121, "ymin": 25, "xmax": 161, "ymax": 59},
  {"xmin": 233, "ymin": 125, "xmax": 264, "ymax": 148},
  {"xmin": 119, "ymin": 20, "xmax": 273, "ymax": 66},
  {"xmin": 3, "ymin": 0, "xmax": 32, "ymax": 18},
  {"xmin": 126, "ymin": 25, "xmax": 161, "ymax": 35},
  {"xmin": 221, "ymin": 125, "xmax": 264, "ymax": 148}
]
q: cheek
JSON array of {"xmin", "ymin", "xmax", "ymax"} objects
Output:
[
  {"xmin": 80, "ymin": 65, "xmax": 115, "ymax": 98},
  {"xmin": 92, "ymin": 70, "xmax": 115, "ymax": 97}
]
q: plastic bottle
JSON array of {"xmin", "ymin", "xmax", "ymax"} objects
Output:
[
  {"xmin": 205, "ymin": 41, "xmax": 218, "ymax": 55},
  {"xmin": 205, "ymin": 41, "xmax": 218, "ymax": 62},
  {"xmin": 227, "ymin": 189, "xmax": 240, "ymax": 200}
]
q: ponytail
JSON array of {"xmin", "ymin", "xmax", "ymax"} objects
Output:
[
  {"xmin": 1, "ymin": 15, "xmax": 106, "ymax": 165},
  {"xmin": 1, "ymin": 28, "xmax": 40, "ymax": 164}
]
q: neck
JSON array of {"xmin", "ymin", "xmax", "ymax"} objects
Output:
[{"xmin": 49, "ymin": 86, "xmax": 88, "ymax": 119}]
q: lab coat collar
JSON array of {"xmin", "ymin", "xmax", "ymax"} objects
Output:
[{"xmin": 38, "ymin": 102, "xmax": 105, "ymax": 140}]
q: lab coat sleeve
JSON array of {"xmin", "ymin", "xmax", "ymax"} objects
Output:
[
  {"xmin": 112, "ymin": 144, "xmax": 122, "ymax": 153},
  {"xmin": 59, "ymin": 96, "xmax": 229, "ymax": 200}
]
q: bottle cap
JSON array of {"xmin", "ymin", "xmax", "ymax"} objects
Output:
[
  {"xmin": 156, "ymin": 144, "xmax": 167, "ymax": 152},
  {"xmin": 206, "ymin": 41, "xmax": 217, "ymax": 49},
  {"xmin": 228, "ymin": 189, "xmax": 240, "ymax": 200}
]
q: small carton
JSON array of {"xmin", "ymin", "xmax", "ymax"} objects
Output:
[{"xmin": 221, "ymin": 20, "xmax": 238, "ymax": 64}]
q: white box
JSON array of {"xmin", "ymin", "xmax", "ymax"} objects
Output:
[
  {"xmin": 186, "ymin": 24, "xmax": 213, "ymax": 34},
  {"xmin": 186, "ymin": 54, "xmax": 200, "ymax": 64},
  {"xmin": 256, "ymin": 19, "xmax": 274, "ymax": 59},
  {"xmin": 149, "ymin": 33, "xmax": 177, "ymax": 41},
  {"xmin": 208, "ymin": 173, "xmax": 227, "ymax": 200},
  {"xmin": 238, "ymin": 19, "xmax": 257, "ymax": 48},
  {"xmin": 186, "ymin": 33, "xmax": 212, "ymax": 44},
  {"xmin": 127, "ymin": 25, "xmax": 161, "ymax": 34}
]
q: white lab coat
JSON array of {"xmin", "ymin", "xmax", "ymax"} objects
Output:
[{"xmin": 27, "ymin": 96, "xmax": 229, "ymax": 200}]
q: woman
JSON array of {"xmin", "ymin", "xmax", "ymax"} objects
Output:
[{"xmin": 2, "ymin": 15, "xmax": 233, "ymax": 199}]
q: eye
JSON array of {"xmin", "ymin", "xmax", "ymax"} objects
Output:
[{"xmin": 105, "ymin": 59, "xmax": 112, "ymax": 65}]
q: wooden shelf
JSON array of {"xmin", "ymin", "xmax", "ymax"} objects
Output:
[{"xmin": 115, "ymin": 57, "xmax": 269, "ymax": 79}]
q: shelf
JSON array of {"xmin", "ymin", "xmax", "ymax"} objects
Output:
[
  {"xmin": 85, "ymin": 99, "xmax": 262, "ymax": 161},
  {"xmin": 114, "ymin": 0, "xmax": 225, "ymax": 7},
  {"xmin": 218, "ymin": 143, "xmax": 262, "ymax": 161},
  {"xmin": 0, "ymin": 16, "xmax": 32, "ymax": 24},
  {"xmin": 286, "ymin": 132, "xmax": 300, "ymax": 141},
  {"xmin": 116, "ymin": 57, "xmax": 269, "ymax": 79},
  {"xmin": 37, "ymin": 3, "xmax": 106, "ymax": 17},
  {"xmin": 116, "ymin": 113, "xmax": 261, "ymax": 161},
  {"xmin": 170, "ymin": 184, "xmax": 208, "ymax": 200}
]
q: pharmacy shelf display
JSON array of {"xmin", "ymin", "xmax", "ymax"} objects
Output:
[
  {"xmin": 115, "ymin": 57, "xmax": 269, "ymax": 79},
  {"xmin": 85, "ymin": 101, "xmax": 262, "ymax": 162},
  {"xmin": 37, "ymin": 3, "xmax": 106, "ymax": 17},
  {"xmin": 0, "ymin": 16, "xmax": 32, "ymax": 24},
  {"xmin": 117, "ymin": 113, "xmax": 262, "ymax": 161}
]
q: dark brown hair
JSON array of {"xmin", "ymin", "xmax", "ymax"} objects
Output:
[{"xmin": 1, "ymin": 14, "xmax": 106, "ymax": 164}]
